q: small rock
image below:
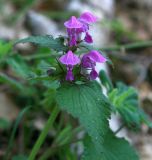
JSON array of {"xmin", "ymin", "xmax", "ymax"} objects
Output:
[{"xmin": 25, "ymin": 11, "xmax": 64, "ymax": 37}]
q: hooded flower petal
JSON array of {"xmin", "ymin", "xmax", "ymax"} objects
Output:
[
  {"xmin": 88, "ymin": 50, "xmax": 106, "ymax": 63},
  {"xmin": 59, "ymin": 50, "xmax": 80, "ymax": 65},
  {"xmin": 64, "ymin": 16, "xmax": 83, "ymax": 28},
  {"xmin": 79, "ymin": 12, "xmax": 98, "ymax": 24}
]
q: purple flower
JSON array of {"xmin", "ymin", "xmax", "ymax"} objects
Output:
[
  {"xmin": 79, "ymin": 12, "xmax": 98, "ymax": 44},
  {"xmin": 79, "ymin": 12, "xmax": 98, "ymax": 24},
  {"xmin": 64, "ymin": 12, "xmax": 97, "ymax": 46},
  {"xmin": 59, "ymin": 50, "xmax": 80, "ymax": 81},
  {"xmin": 81, "ymin": 50, "xmax": 106, "ymax": 80},
  {"xmin": 64, "ymin": 16, "xmax": 83, "ymax": 47},
  {"xmin": 89, "ymin": 50, "xmax": 106, "ymax": 63},
  {"xmin": 59, "ymin": 50, "xmax": 80, "ymax": 65},
  {"xmin": 64, "ymin": 16, "xmax": 83, "ymax": 29}
]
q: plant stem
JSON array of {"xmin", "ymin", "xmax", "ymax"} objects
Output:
[{"xmin": 28, "ymin": 106, "xmax": 60, "ymax": 160}]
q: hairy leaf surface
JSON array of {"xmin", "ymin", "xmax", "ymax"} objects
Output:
[
  {"xmin": 82, "ymin": 130, "xmax": 139, "ymax": 160},
  {"xmin": 56, "ymin": 82, "xmax": 111, "ymax": 152}
]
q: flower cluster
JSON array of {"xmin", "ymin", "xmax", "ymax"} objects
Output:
[
  {"xmin": 64, "ymin": 12, "xmax": 97, "ymax": 46},
  {"xmin": 59, "ymin": 12, "xmax": 106, "ymax": 81}
]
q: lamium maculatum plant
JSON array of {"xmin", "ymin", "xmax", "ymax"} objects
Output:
[{"xmin": 15, "ymin": 12, "xmax": 152, "ymax": 160}]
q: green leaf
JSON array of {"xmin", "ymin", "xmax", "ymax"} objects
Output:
[
  {"xmin": 7, "ymin": 55, "xmax": 30, "ymax": 78},
  {"xmin": 56, "ymin": 82, "xmax": 111, "ymax": 152},
  {"xmin": 82, "ymin": 130, "xmax": 139, "ymax": 160},
  {"xmin": 15, "ymin": 35, "xmax": 67, "ymax": 52},
  {"xmin": 109, "ymin": 82, "xmax": 152, "ymax": 128},
  {"xmin": 0, "ymin": 40, "xmax": 12, "ymax": 58}
]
